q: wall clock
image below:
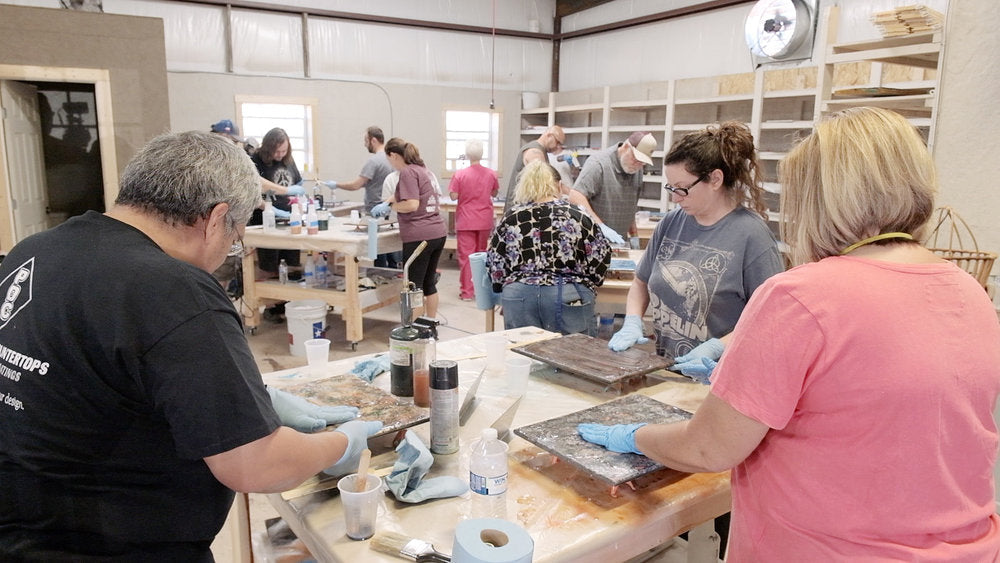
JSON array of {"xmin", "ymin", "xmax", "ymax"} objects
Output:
[{"xmin": 744, "ymin": 0, "xmax": 818, "ymax": 66}]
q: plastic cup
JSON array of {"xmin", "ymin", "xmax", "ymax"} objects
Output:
[
  {"xmin": 350, "ymin": 209, "xmax": 361, "ymax": 221},
  {"xmin": 337, "ymin": 473, "xmax": 382, "ymax": 540},
  {"xmin": 505, "ymin": 355, "xmax": 532, "ymax": 397},
  {"xmin": 484, "ymin": 334, "xmax": 506, "ymax": 372},
  {"xmin": 304, "ymin": 338, "xmax": 330, "ymax": 373}
]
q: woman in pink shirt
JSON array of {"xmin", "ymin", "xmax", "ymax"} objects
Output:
[
  {"xmin": 448, "ymin": 139, "xmax": 499, "ymax": 300},
  {"xmin": 579, "ymin": 107, "xmax": 1000, "ymax": 561}
]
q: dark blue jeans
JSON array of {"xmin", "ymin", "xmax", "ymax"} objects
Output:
[{"xmin": 500, "ymin": 282, "xmax": 596, "ymax": 336}]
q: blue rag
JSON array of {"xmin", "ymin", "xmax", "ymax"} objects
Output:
[
  {"xmin": 351, "ymin": 354, "xmax": 391, "ymax": 383},
  {"xmin": 385, "ymin": 431, "xmax": 467, "ymax": 503}
]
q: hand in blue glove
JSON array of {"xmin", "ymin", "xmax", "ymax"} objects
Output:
[
  {"xmin": 267, "ymin": 387, "xmax": 359, "ymax": 433},
  {"xmin": 673, "ymin": 338, "xmax": 724, "ymax": 366},
  {"xmin": 326, "ymin": 420, "xmax": 384, "ymax": 476},
  {"xmin": 370, "ymin": 201, "xmax": 391, "ymax": 218},
  {"xmin": 675, "ymin": 357, "xmax": 717, "ymax": 385},
  {"xmin": 598, "ymin": 222, "xmax": 626, "ymax": 246},
  {"xmin": 322, "ymin": 180, "xmax": 338, "ymax": 190},
  {"xmin": 577, "ymin": 422, "xmax": 647, "ymax": 454},
  {"xmin": 273, "ymin": 207, "xmax": 291, "ymax": 220},
  {"xmin": 350, "ymin": 354, "xmax": 391, "ymax": 383},
  {"xmin": 286, "ymin": 183, "xmax": 306, "ymax": 196},
  {"xmin": 608, "ymin": 314, "xmax": 649, "ymax": 352}
]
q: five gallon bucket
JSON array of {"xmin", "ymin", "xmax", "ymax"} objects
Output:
[{"xmin": 286, "ymin": 300, "xmax": 328, "ymax": 356}]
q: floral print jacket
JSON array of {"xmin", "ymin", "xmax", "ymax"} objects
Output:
[{"xmin": 487, "ymin": 200, "xmax": 611, "ymax": 293}]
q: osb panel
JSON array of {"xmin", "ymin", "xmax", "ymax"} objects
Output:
[
  {"xmin": 883, "ymin": 63, "xmax": 935, "ymax": 82},
  {"xmin": 832, "ymin": 62, "xmax": 872, "ymax": 87},
  {"xmin": 763, "ymin": 67, "xmax": 818, "ymax": 91},
  {"xmin": 718, "ymin": 72, "xmax": 756, "ymax": 96}
]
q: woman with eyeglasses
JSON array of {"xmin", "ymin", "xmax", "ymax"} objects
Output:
[
  {"xmin": 607, "ymin": 121, "xmax": 783, "ymax": 382},
  {"xmin": 582, "ymin": 107, "xmax": 1000, "ymax": 561}
]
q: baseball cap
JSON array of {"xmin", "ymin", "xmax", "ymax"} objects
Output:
[
  {"xmin": 626, "ymin": 131, "xmax": 656, "ymax": 166},
  {"xmin": 210, "ymin": 119, "xmax": 240, "ymax": 136}
]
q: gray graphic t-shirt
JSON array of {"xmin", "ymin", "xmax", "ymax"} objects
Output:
[{"xmin": 636, "ymin": 206, "xmax": 783, "ymax": 359}]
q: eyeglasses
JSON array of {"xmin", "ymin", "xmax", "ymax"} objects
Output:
[{"xmin": 663, "ymin": 175, "xmax": 705, "ymax": 197}]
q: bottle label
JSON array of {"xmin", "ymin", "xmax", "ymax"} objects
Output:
[{"xmin": 470, "ymin": 471, "xmax": 507, "ymax": 496}]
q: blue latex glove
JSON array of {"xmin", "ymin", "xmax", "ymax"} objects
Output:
[
  {"xmin": 673, "ymin": 338, "xmax": 724, "ymax": 366},
  {"xmin": 577, "ymin": 422, "xmax": 647, "ymax": 454},
  {"xmin": 286, "ymin": 183, "xmax": 306, "ymax": 196},
  {"xmin": 598, "ymin": 222, "xmax": 626, "ymax": 245},
  {"xmin": 273, "ymin": 207, "xmax": 290, "ymax": 220},
  {"xmin": 350, "ymin": 354, "xmax": 391, "ymax": 383},
  {"xmin": 325, "ymin": 420, "xmax": 384, "ymax": 476},
  {"xmin": 267, "ymin": 387, "xmax": 359, "ymax": 433},
  {"xmin": 676, "ymin": 357, "xmax": 717, "ymax": 385},
  {"xmin": 370, "ymin": 201, "xmax": 391, "ymax": 218},
  {"xmin": 385, "ymin": 431, "xmax": 467, "ymax": 503},
  {"xmin": 322, "ymin": 180, "xmax": 338, "ymax": 190},
  {"xmin": 608, "ymin": 314, "xmax": 649, "ymax": 352}
]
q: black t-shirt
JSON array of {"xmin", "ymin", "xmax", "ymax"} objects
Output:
[
  {"xmin": 0, "ymin": 212, "xmax": 280, "ymax": 560},
  {"xmin": 251, "ymin": 153, "xmax": 302, "ymax": 218}
]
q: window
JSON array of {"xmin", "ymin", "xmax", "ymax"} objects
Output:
[
  {"xmin": 236, "ymin": 97, "xmax": 317, "ymax": 174},
  {"xmin": 444, "ymin": 110, "xmax": 501, "ymax": 175}
]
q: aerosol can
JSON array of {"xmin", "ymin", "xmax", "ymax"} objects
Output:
[{"xmin": 390, "ymin": 241, "xmax": 431, "ymax": 400}]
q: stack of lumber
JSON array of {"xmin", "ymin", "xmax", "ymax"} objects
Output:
[{"xmin": 871, "ymin": 5, "xmax": 944, "ymax": 37}]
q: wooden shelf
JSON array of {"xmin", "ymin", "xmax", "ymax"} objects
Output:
[{"xmin": 828, "ymin": 32, "xmax": 941, "ymax": 69}]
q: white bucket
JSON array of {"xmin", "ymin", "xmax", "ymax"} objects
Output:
[
  {"xmin": 286, "ymin": 300, "xmax": 328, "ymax": 356},
  {"xmin": 521, "ymin": 91, "xmax": 541, "ymax": 110}
]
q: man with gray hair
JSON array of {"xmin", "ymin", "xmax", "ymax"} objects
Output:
[
  {"xmin": 0, "ymin": 131, "xmax": 380, "ymax": 560},
  {"xmin": 569, "ymin": 131, "xmax": 657, "ymax": 245}
]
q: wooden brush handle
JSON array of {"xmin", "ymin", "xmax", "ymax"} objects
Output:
[{"xmin": 355, "ymin": 449, "xmax": 372, "ymax": 492}]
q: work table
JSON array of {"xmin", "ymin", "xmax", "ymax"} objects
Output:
[{"xmin": 261, "ymin": 328, "xmax": 730, "ymax": 562}]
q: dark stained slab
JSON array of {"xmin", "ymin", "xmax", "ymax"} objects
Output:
[
  {"xmin": 513, "ymin": 395, "xmax": 692, "ymax": 486},
  {"xmin": 511, "ymin": 333, "xmax": 671, "ymax": 387},
  {"xmin": 282, "ymin": 374, "xmax": 428, "ymax": 438}
]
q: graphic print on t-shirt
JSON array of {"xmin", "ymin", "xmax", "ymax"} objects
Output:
[
  {"xmin": 647, "ymin": 239, "xmax": 731, "ymax": 358},
  {"xmin": 0, "ymin": 257, "xmax": 33, "ymax": 330}
]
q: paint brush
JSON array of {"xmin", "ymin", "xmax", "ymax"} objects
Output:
[
  {"xmin": 355, "ymin": 448, "xmax": 372, "ymax": 492},
  {"xmin": 370, "ymin": 530, "xmax": 451, "ymax": 562}
]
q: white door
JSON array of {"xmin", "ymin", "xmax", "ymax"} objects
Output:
[{"xmin": 1, "ymin": 80, "xmax": 49, "ymax": 242}]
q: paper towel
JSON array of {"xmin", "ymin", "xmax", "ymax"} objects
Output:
[
  {"xmin": 452, "ymin": 518, "xmax": 533, "ymax": 563},
  {"xmin": 469, "ymin": 252, "xmax": 501, "ymax": 311},
  {"xmin": 367, "ymin": 218, "xmax": 379, "ymax": 260}
]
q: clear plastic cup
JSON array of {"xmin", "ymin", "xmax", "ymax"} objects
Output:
[
  {"xmin": 304, "ymin": 338, "xmax": 330, "ymax": 373},
  {"xmin": 337, "ymin": 473, "xmax": 382, "ymax": 540},
  {"xmin": 484, "ymin": 334, "xmax": 506, "ymax": 372},
  {"xmin": 505, "ymin": 356, "xmax": 532, "ymax": 397}
]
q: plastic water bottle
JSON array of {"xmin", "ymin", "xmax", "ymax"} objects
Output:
[
  {"xmin": 303, "ymin": 252, "xmax": 315, "ymax": 287},
  {"xmin": 278, "ymin": 259, "xmax": 289, "ymax": 284},
  {"xmin": 597, "ymin": 314, "xmax": 615, "ymax": 340},
  {"xmin": 289, "ymin": 202, "xmax": 302, "ymax": 235},
  {"xmin": 315, "ymin": 252, "xmax": 329, "ymax": 288},
  {"xmin": 262, "ymin": 201, "xmax": 277, "ymax": 233},
  {"xmin": 469, "ymin": 428, "xmax": 508, "ymax": 520}
]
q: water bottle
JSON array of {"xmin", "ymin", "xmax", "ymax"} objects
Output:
[
  {"xmin": 289, "ymin": 202, "xmax": 302, "ymax": 235},
  {"xmin": 262, "ymin": 201, "xmax": 277, "ymax": 233},
  {"xmin": 303, "ymin": 252, "xmax": 315, "ymax": 287},
  {"xmin": 469, "ymin": 428, "xmax": 508, "ymax": 519},
  {"xmin": 278, "ymin": 259, "xmax": 289, "ymax": 284},
  {"xmin": 597, "ymin": 314, "xmax": 615, "ymax": 340},
  {"xmin": 315, "ymin": 252, "xmax": 329, "ymax": 288}
]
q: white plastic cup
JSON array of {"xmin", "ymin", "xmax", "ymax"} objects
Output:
[
  {"xmin": 505, "ymin": 356, "xmax": 532, "ymax": 397},
  {"xmin": 350, "ymin": 209, "xmax": 361, "ymax": 221},
  {"xmin": 484, "ymin": 334, "xmax": 506, "ymax": 371},
  {"xmin": 304, "ymin": 338, "xmax": 330, "ymax": 373},
  {"xmin": 337, "ymin": 473, "xmax": 382, "ymax": 540}
]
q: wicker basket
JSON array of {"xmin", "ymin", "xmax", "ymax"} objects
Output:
[{"xmin": 924, "ymin": 206, "xmax": 996, "ymax": 289}]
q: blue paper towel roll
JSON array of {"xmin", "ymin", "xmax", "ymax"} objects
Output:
[
  {"xmin": 469, "ymin": 252, "xmax": 501, "ymax": 310},
  {"xmin": 452, "ymin": 518, "xmax": 534, "ymax": 563}
]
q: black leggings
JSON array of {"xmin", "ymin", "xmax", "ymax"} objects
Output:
[{"xmin": 402, "ymin": 237, "xmax": 446, "ymax": 297}]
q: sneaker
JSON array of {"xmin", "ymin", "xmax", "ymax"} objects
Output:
[{"xmin": 459, "ymin": 295, "xmax": 474, "ymax": 301}]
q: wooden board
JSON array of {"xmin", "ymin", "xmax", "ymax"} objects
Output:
[
  {"xmin": 513, "ymin": 395, "xmax": 692, "ymax": 486},
  {"xmin": 281, "ymin": 374, "xmax": 428, "ymax": 438},
  {"xmin": 511, "ymin": 333, "xmax": 671, "ymax": 387}
]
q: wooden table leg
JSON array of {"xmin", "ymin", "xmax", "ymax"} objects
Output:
[
  {"xmin": 242, "ymin": 250, "xmax": 261, "ymax": 332},
  {"xmin": 344, "ymin": 254, "xmax": 363, "ymax": 347}
]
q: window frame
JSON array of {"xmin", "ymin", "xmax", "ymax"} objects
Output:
[
  {"xmin": 235, "ymin": 95, "xmax": 318, "ymax": 175},
  {"xmin": 442, "ymin": 108, "xmax": 501, "ymax": 178}
]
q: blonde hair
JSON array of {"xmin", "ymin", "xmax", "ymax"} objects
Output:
[
  {"xmin": 513, "ymin": 160, "xmax": 560, "ymax": 204},
  {"xmin": 779, "ymin": 107, "xmax": 937, "ymax": 265},
  {"xmin": 465, "ymin": 139, "xmax": 483, "ymax": 161}
]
